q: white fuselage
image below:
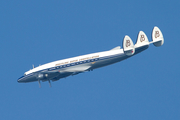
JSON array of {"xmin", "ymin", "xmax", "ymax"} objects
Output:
[
  {"xmin": 17, "ymin": 45, "xmax": 148, "ymax": 83},
  {"xmin": 25, "ymin": 48, "xmax": 124, "ymax": 75}
]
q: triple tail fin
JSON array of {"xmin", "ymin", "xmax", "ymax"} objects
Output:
[
  {"xmin": 122, "ymin": 26, "xmax": 164, "ymax": 56},
  {"xmin": 123, "ymin": 35, "xmax": 135, "ymax": 56},
  {"xmin": 151, "ymin": 26, "xmax": 164, "ymax": 47},
  {"xmin": 135, "ymin": 31, "xmax": 149, "ymax": 48}
]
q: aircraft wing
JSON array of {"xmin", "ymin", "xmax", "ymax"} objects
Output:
[
  {"xmin": 51, "ymin": 65, "xmax": 91, "ymax": 81},
  {"xmin": 61, "ymin": 65, "xmax": 91, "ymax": 73}
]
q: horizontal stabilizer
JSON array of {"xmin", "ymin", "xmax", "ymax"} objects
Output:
[
  {"xmin": 135, "ymin": 31, "xmax": 149, "ymax": 48},
  {"xmin": 110, "ymin": 46, "xmax": 121, "ymax": 51},
  {"xmin": 123, "ymin": 35, "xmax": 135, "ymax": 56},
  {"xmin": 152, "ymin": 26, "xmax": 164, "ymax": 47}
]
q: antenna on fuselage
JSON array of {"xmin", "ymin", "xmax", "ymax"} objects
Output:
[{"xmin": 32, "ymin": 64, "xmax": 35, "ymax": 69}]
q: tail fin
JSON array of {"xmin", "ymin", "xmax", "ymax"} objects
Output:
[
  {"xmin": 135, "ymin": 31, "xmax": 149, "ymax": 48},
  {"xmin": 152, "ymin": 26, "xmax": 164, "ymax": 47},
  {"xmin": 123, "ymin": 35, "xmax": 135, "ymax": 56}
]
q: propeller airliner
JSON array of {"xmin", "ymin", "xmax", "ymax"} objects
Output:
[{"xmin": 18, "ymin": 26, "xmax": 164, "ymax": 87}]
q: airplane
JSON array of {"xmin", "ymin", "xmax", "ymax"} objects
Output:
[{"xmin": 17, "ymin": 26, "xmax": 164, "ymax": 87}]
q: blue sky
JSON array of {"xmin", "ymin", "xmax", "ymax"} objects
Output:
[{"xmin": 0, "ymin": 0, "xmax": 179, "ymax": 120}]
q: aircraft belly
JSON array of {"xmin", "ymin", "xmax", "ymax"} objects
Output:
[
  {"xmin": 134, "ymin": 45, "xmax": 149, "ymax": 55},
  {"xmin": 92, "ymin": 45, "xmax": 149, "ymax": 70},
  {"xmin": 92, "ymin": 54, "xmax": 128, "ymax": 69}
]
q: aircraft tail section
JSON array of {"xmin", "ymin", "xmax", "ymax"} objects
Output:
[
  {"xmin": 151, "ymin": 26, "xmax": 164, "ymax": 47},
  {"xmin": 135, "ymin": 31, "xmax": 149, "ymax": 48},
  {"xmin": 123, "ymin": 35, "xmax": 135, "ymax": 56},
  {"xmin": 122, "ymin": 26, "xmax": 164, "ymax": 56}
]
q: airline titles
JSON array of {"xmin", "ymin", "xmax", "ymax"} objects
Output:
[{"xmin": 55, "ymin": 55, "xmax": 99, "ymax": 66}]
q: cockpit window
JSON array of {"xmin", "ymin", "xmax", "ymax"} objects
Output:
[{"xmin": 19, "ymin": 76, "xmax": 24, "ymax": 79}]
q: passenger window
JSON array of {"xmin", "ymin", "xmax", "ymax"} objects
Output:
[
  {"xmin": 86, "ymin": 60, "xmax": 90, "ymax": 63},
  {"xmin": 90, "ymin": 59, "xmax": 94, "ymax": 62},
  {"xmin": 95, "ymin": 58, "xmax": 99, "ymax": 61}
]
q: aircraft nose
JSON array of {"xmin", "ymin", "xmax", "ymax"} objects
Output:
[
  {"xmin": 17, "ymin": 79, "xmax": 22, "ymax": 83},
  {"xmin": 17, "ymin": 79, "xmax": 21, "ymax": 83},
  {"xmin": 17, "ymin": 76, "xmax": 25, "ymax": 83}
]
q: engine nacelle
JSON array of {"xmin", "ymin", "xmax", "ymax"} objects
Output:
[{"xmin": 37, "ymin": 73, "xmax": 48, "ymax": 80}]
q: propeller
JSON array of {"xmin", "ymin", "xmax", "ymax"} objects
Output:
[
  {"xmin": 38, "ymin": 80, "xmax": 41, "ymax": 88},
  {"xmin": 48, "ymin": 80, "xmax": 52, "ymax": 87}
]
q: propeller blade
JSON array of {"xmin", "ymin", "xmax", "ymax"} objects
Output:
[
  {"xmin": 38, "ymin": 80, "xmax": 41, "ymax": 88},
  {"xmin": 48, "ymin": 80, "xmax": 51, "ymax": 87}
]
